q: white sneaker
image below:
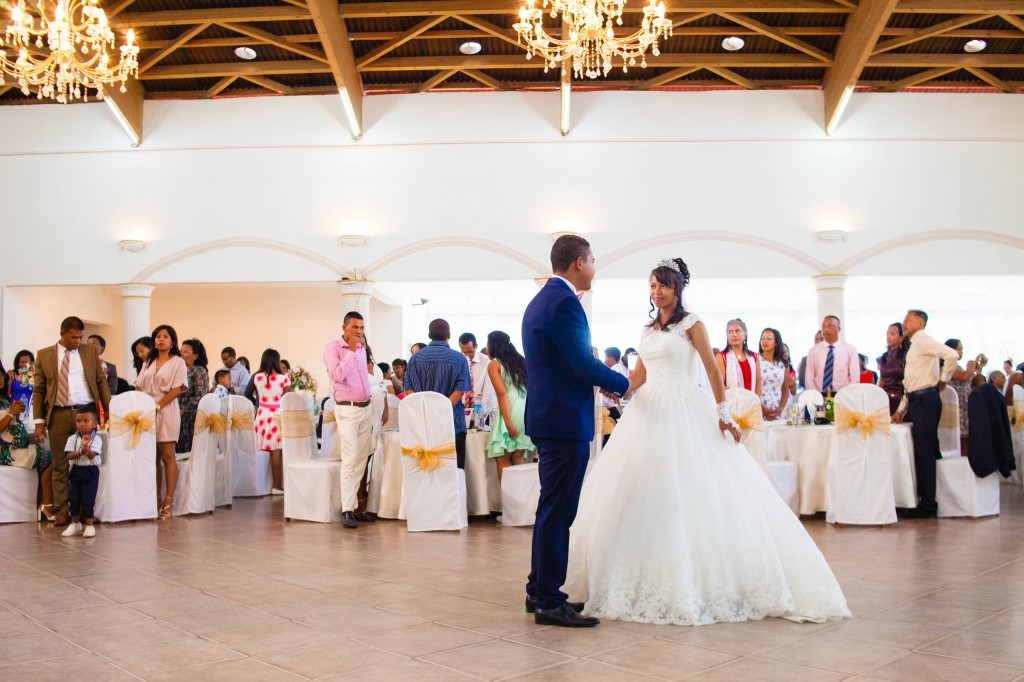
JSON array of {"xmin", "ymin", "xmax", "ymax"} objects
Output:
[
  {"xmin": 82, "ymin": 525, "xmax": 96, "ymax": 538},
  {"xmin": 61, "ymin": 522, "xmax": 82, "ymax": 537},
  {"xmin": 271, "ymin": 488, "xmax": 284, "ymax": 495}
]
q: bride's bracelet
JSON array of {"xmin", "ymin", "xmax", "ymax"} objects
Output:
[{"xmin": 716, "ymin": 401, "xmax": 737, "ymax": 427}]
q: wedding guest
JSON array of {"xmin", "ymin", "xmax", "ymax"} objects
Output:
[
  {"xmin": 280, "ymin": 359, "xmax": 291, "ymax": 373},
  {"xmin": 0, "ymin": 360, "xmax": 7, "ymax": 400},
  {"xmin": 758, "ymin": 328, "xmax": 789, "ymax": 420},
  {"xmin": 61, "ymin": 407, "xmax": 101, "ymax": 538},
  {"xmin": 324, "ymin": 312, "xmax": 375, "ymax": 529},
  {"xmin": 716, "ymin": 319, "xmax": 761, "ymax": 394},
  {"xmin": 1003, "ymin": 359, "xmax": 1014, "ymax": 377},
  {"xmin": 390, "ymin": 358, "xmax": 407, "ymax": 394},
  {"xmin": 967, "ymin": 374, "xmax": 1014, "ymax": 480},
  {"xmin": 132, "ymin": 336, "xmax": 154, "ymax": 377},
  {"xmin": 806, "ymin": 316, "xmax": 859, "ymax": 394},
  {"xmin": 8, "ymin": 350, "xmax": 36, "ymax": 406},
  {"xmin": 86, "ymin": 335, "xmax": 118, "ymax": 396},
  {"xmin": 460, "ymin": 332, "xmax": 497, "ymax": 414},
  {"xmin": 377, "ymin": 362, "xmax": 394, "ymax": 394},
  {"xmin": 136, "ymin": 325, "xmax": 188, "ymax": 520},
  {"xmin": 944, "ymin": 338, "xmax": 986, "ymax": 454},
  {"xmin": 601, "ymin": 347, "xmax": 629, "ymax": 440},
  {"xmin": 238, "ymin": 357, "xmax": 250, "ymax": 372},
  {"xmin": 0, "ymin": 395, "xmax": 53, "ymax": 521},
  {"xmin": 364, "ymin": 345, "xmax": 389, "ymax": 512},
  {"xmin": 859, "ymin": 354, "xmax": 878, "ymax": 385},
  {"xmin": 220, "ymin": 347, "xmax": 250, "ymax": 396},
  {"xmin": 877, "ymin": 322, "xmax": 908, "ymax": 415},
  {"xmin": 33, "ymin": 316, "xmax": 111, "ymax": 527},
  {"xmin": 798, "ymin": 330, "xmax": 823, "ymax": 390},
  {"xmin": 213, "ymin": 370, "xmax": 231, "ymax": 399},
  {"xmin": 404, "ymin": 318, "xmax": 471, "ymax": 468},
  {"xmin": 893, "ymin": 310, "xmax": 960, "ymax": 518},
  {"xmin": 990, "ymin": 370, "xmax": 1006, "ymax": 393},
  {"xmin": 782, "ymin": 344, "xmax": 797, "ymax": 396},
  {"xmin": 176, "ymin": 338, "xmax": 210, "ymax": 455},
  {"xmin": 410, "ymin": 342, "xmax": 427, "ymax": 355},
  {"xmin": 622, "ymin": 347, "xmax": 637, "ymax": 373},
  {"xmin": 486, "ymin": 331, "xmax": 535, "ymax": 482},
  {"xmin": 253, "ymin": 348, "xmax": 290, "ymax": 494}
]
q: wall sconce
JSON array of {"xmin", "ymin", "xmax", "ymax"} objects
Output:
[{"xmin": 117, "ymin": 239, "xmax": 148, "ymax": 252}]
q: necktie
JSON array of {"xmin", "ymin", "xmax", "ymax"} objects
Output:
[
  {"xmin": 822, "ymin": 345, "xmax": 835, "ymax": 393},
  {"xmin": 56, "ymin": 349, "xmax": 70, "ymax": 407}
]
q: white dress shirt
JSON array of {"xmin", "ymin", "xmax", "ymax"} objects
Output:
[
  {"xmin": 896, "ymin": 330, "xmax": 961, "ymax": 415},
  {"xmin": 223, "ymin": 363, "xmax": 250, "ymax": 396},
  {"xmin": 66, "ymin": 430, "xmax": 103, "ymax": 466},
  {"xmin": 57, "ymin": 344, "xmax": 94, "ymax": 406},
  {"xmin": 466, "ymin": 352, "xmax": 497, "ymax": 412},
  {"xmin": 805, "ymin": 340, "xmax": 860, "ymax": 393}
]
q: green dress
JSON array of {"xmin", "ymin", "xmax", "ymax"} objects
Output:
[{"xmin": 487, "ymin": 364, "xmax": 535, "ymax": 457}]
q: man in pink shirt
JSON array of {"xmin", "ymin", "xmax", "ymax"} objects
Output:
[
  {"xmin": 805, "ymin": 315, "xmax": 860, "ymax": 394},
  {"xmin": 323, "ymin": 311, "xmax": 374, "ymax": 529}
]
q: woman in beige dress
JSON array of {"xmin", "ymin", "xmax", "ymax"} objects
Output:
[{"xmin": 136, "ymin": 324, "xmax": 188, "ymax": 519}]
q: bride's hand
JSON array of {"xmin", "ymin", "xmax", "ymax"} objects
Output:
[{"xmin": 719, "ymin": 420, "xmax": 740, "ymax": 443}]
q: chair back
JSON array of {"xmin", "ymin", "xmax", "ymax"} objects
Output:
[
  {"xmin": 107, "ymin": 391, "xmax": 158, "ymax": 456},
  {"xmin": 95, "ymin": 391, "xmax": 158, "ymax": 522},
  {"xmin": 725, "ymin": 388, "xmax": 766, "ymax": 470},
  {"xmin": 320, "ymin": 397, "xmax": 340, "ymax": 460},
  {"xmin": 399, "ymin": 392, "xmax": 456, "ymax": 456},
  {"xmin": 939, "ymin": 385, "xmax": 961, "ymax": 457},
  {"xmin": 280, "ymin": 392, "xmax": 317, "ymax": 462},
  {"xmin": 796, "ymin": 389, "xmax": 824, "ymax": 421}
]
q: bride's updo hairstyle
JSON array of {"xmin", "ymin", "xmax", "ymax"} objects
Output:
[{"xmin": 648, "ymin": 258, "xmax": 690, "ymax": 331}]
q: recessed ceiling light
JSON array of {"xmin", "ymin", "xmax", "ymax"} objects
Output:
[
  {"xmin": 963, "ymin": 39, "xmax": 987, "ymax": 53},
  {"xmin": 814, "ymin": 229, "xmax": 847, "ymax": 244},
  {"xmin": 117, "ymin": 239, "xmax": 148, "ymax": 253},
  {"xmin": 234, "ymin": 46, "xmax": 257, "ymax": 60},
  {"xmin": 337, "ymin": 235, "xmax": 369, "ymax": 248},
  {"xmin": 459, "ymin": 41, "xmax": 482, "ymax": 55},
  {"xmin": 722, "ymin": 36, "xmax": 745, "ymax": 52}
]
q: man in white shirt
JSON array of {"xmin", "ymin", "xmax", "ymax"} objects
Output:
[
  {"xmin": 459, "ymin": 333, "xmax": 497, "ymax": 414},
  {"xmin": 892, "ymin": 309, "xmax": 961, "ymax": 518},
  {"xmin": 220, "ymin": 346, "xmax": 250, "ymax": 396},
  {"xmin": 805, "ymin": 316, "xmax": 859, "ymax": 394}
]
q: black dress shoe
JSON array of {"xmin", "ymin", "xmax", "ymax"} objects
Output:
[
  {"xmin": 525, "ymin": 595, "xmax": 583, "ymax": 614},
  {"xmin": 353, "ymin": 510, "xmax": 376, "ymax": 523},
  {"xmin": 342, "ymin": 512, "xmax": 358, "ymax": 529},
  {"xmin": 534, "ymin": 603, "xmax": 599, "ymax": 627}
]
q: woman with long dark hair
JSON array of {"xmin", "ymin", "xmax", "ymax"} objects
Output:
[
  {"xmin": 8, "ymin": 349, "xmax": 36, "ymax": 406},
  {"xmin": 253, "ymin": 348, "xmax": 290, "ymax": 493},
  {"xmin": 758, "ymin": 327, "xmax": 789, "ymax": 420},
  {"xmin": 176, "ymin": 338, "xmax": 210, "ymax": 455},
  {"xmin": 485, "ymin": 330, "xmax": 535, "ymax": 482},
  {"xmin": 135, "ymin": 325, "xmax": 187, "ymax": 519},
  {"xmin": 132, "ymin": 336, "xmax": 155, "ymax": 376},
  {"xmin": 877, "ymin": 323, "xmax": 907, "ymax": 415},
  {"xmin": 715, "ymin": 318, "xmax": 761, "ymax": 395}
]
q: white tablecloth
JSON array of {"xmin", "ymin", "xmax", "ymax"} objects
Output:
[
  {"xmin": 368, "ymin": 429, "xmax": 501, "ymax": 519},
  {"xmin": 765, "ymin": 423, "xmax": 916, "ymax": 514}
]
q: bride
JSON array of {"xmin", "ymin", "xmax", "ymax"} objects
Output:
[{"xmin": 564, "ymin": 258, "xmax": 850, "ymax": 626}]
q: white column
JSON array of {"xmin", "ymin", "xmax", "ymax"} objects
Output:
[
  {"xmin": 121, "ymin": 283, "xmax": 154, "ymax": 382},
  {"xmin": 812, "ymin": 275, "xmax": 848, "ymax": 340},
  {"xmin": 338, "ymin": 278, "xmax": 374, "ymax": 332}
]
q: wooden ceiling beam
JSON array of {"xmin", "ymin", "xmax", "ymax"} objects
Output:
[
  {"xmin": 356, "ymin": 15, "xmax": 449, "ymax": 68},
  {"xmin": 140, "ymin": 60, "xmax": 331, "ymax": 79},
  {"xmin": 413, "ymin": 69, "xmax": 459, "ymax": 93},
  {"xmin": 340, "ymin": 1, "xmax": 852, "ymax": 17},
  {"xmin": 359, "ymin": 53, "xmax": 827, "ymax": 70},
  {"xmin": 638, "ymin": 66, "xmax": 703, "ymax": 89},
  {"xmin": 964, "ymin": 66, "xmax": 1016, "ymax": 91},
  {"xmin": 279, "ymin": 0, "xmax": 309, "ymax": 7},
  {"xmin": 115, "ymin": 7, "xmax": 311, "ymax": 27},
  {"xmin": 450, "ymin": 14, "xmax": 523, "ymax": 48},
  {"xmin": 716, "ymin": 12, "xmax": 832, "ymax": 62},
  {"xmin": 241, "ymin": 75, "xmax": 297, "ymax": 95},
  {"xmin": 869, "ymin": 53, "xmax": 1024, "ymax": 66},
  {"xmin": 894, "ymin": 0, "xmax": 1024, "ymax": 12},
  {"xmin": 218, "ymin": 22, "xmax": 329, "ymax": 63},
  {"xmin": 879, "ymin": 67, "xmax": 959, "ymax": 91},
  {"xmin": 872, "ymin": 14, "xmax": 996, "ymax": 53},
  {"xmin": 102, "ymin": 77, "xmax": 145, "ymax": 145},
  {"xmin": 461, "ymin": 69, "xmax": 509, "ymax": 90},
  {"xmin": 138, "ymin": 22, "xmax": 211, "ymax": 75},
  {"xmin": 308, "ymin": 0, "xmax": 364, "ymax": 139},
  {"xmin": 822, "ymin": 0, "xmax": 898, "ymax": 134},
  {"xmin": 105, "ymin": 0, "xmax": 138, "ymax": 19},
  {"xmin": 706, "ymin": 66, "xmax": 761, "ymax": 88},
  {"xmin": 1000, "ymin": 13, "xmax": 1024, "ymax": 31},
  {"xmin": 202, "ymin": 76, "xmax": 237, "ymax": 98}
]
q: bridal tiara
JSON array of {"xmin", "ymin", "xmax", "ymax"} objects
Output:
[{"xmin": 657, "ymin": 259, "xmax": 682, "ymax": 273}]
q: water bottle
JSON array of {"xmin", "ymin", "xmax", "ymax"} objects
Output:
[{"xmin": 474, "ymin": 396, "xmax": 484, "ymax": 431}]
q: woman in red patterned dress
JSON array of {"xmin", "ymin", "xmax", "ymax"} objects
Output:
[{"xmin": 253, "ymin": 348, "xmax": 291, "ymax": 494}]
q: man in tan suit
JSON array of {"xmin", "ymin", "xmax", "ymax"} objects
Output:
[{"xmin": 33, "ymin": 316, "xmax": 111, "ymax": 525}]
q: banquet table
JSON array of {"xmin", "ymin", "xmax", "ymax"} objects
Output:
[
  {"xmin": 367, "ymin": 429, "xmax": 502, "ymax": 519},
  {"xmin": 764, "ymin": 422, "xmax": 916, "ymax": 515}
]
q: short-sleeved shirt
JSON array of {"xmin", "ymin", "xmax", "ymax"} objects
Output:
[
  {"xmin": 66, "ymin": 429, "xmax": 103, "ymax": 467},
  {"xmin": 404, "ymin": 340, "xmax": 472, "ymax": 434}
]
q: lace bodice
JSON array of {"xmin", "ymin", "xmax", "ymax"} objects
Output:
[{"xmin": 639, "ymin": 313, "xmax": 703, "ymax": 386}]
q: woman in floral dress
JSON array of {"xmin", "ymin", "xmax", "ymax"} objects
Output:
[
  {"xmin": 758, "ymin": 328, "xmax": 790, "ymax": 421},
  {"xmin": 176, "ymin": 339, "xmax": 211, "ymax": 455},
  {"xmin": 253, "ymin": 348, "xmax": 291, "ymax": 494}
]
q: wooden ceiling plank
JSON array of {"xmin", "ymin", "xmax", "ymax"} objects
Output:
[
  {"xmin": 450, "ymin": 14, "xmax": 523, "ymax": 48},
  {"xmin": 413, "ymin": 68, "xmax": 458, "ymax": 92},
  {"xmin": 461, "ymin": 69, "xmax": 510, "ymax": 90},
  {"xmin": 870, "ymin": 53, "xmax": 1024, "ymax": 66},
  {"xmin": 717, "ymin": 12, "xmax": 832, "ymax": 62},
  {"xmin": 141, "ymin": 60, "xmax": 330, "ymax": 79},
  {"xmin": 115, "ymin": 7, "xmax": 311, "ymax": 28},
  {"xmin": 307, "ymin": 0, "xmax": 364, "ymax": 138},
  {"xmin": 895, "ymin": 0, "xmax": 1024, "ymax": 12},
  {"xmin": 279, "ymin": 0, "xmax": 309, "ymax": 8},
  {"xmin": 241, "ymin": 74, "xmax": 298, "ymax": 95},
  {"xmin": 203, "ymin": 76, "xmax": 237, "ymax": 98},
  {"xmin": 1000, "ymin": 13, "xmax": 1024, "ymax": 31},
  {"xmin": 360, "ymin": 53, "xmax": 826, "ymax": 70},
  {"xmin": 637, "ymin": 66, "xmax": 702, "ymax": 89},
  {"xmin": 873, "ymin": 14, "xmax": 996, "ymax": 54},
  {"xmin": 964, "ymin": 66, "xmax": 1015, "ymax": 91},
  {"xmin": 101, "ymin": 76, "xmax": 145, "ymax": 145},
  {"xmin": 879, "ymin": 66, "xmax": 959, "ymax": 91},
  {"xmin": 823, "ymin": 0, "xmax": 898, "ymax": 134},
  {"xmin": 139, "ymin": 22, "xmax": 211, "ymax": 75},
  {"xmin": 219, "ymin": 22, "xmax": 329, "ymax": 63},
  {"xmin": 356, "ymin": 15, "xmax": 449, "ymax": 68},
  {"xmin": 706, "ymin": 66, "xmax": 761, "ymax": 88},
  {"xmin": 105, "ymin": 0, "xmax": 138, "ymax": 19},
  {"xmin": 341, "ymin": 1, "xmax": 852, "ymax": 18}
]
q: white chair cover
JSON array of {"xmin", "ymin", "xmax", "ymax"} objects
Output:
[
  {"xmin": 726, "ymin": 388, "xmax": 767, "ymax": 471},
  {"xmin": 281, "ymin": 392, "xmax": 342, "ymax": 523},
  {"xmin": 465, "ymin": 431, "xmax": 502, "ymax": 516},
  {"xmin": 95, "ymin": 392, "xmax": 158, "ymax": 522},
  {"xmin": 500, "ymin": 463, "xmax": 540, "ymax": 526},
  {"xmin": 367, "ymin": 431, "xmax": 405, "ymax": 519},
  {"xmin": 173, "ymin": 394, "xmax": 219, "ymax": 516},
  {"xmin": 386, "ymin": 393, "xmax": 401, "ymax": 431},
  {"xmin": 939, "ymin": 386, "xmax": 961, "ymax": 458},
  {"xmin": 0, "ymin": 466, "xmax": 38, "ymax": 523},
  {"xmin": 765, "ymin": 461, "xmax": 799, "ymax": 514},
  {"xmin": 370, "ymin": 368, "xmax": 387, "ymax": 454},
  {"xmin": 215, "ymin": 395, "xmax": 233, "ymax": 506},
  {"xmin": 399, "ymin": 392, "xmax": 468, "ymax": 532},
  {"xmin": 320, "ymin": 397, "xmax": 341, "ymax": 461},
  {"xmin": 797, "ymin": 389, "xmax": 824, "ymax": 419},
  {"xmin": 826, "ymin": 384, "xmax": 897, "ymax": 526},
  {"xmin": 937, "ymin": 457, "xmax": 1000, "ymax": 518},
  {"xmin": 229, "ymin": 396, "xmax": 272, "ymax": 496}
]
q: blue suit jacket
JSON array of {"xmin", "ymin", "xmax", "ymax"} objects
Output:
[{"xmin": 523, "ymin": 279, "xmax": 631, "ymax": 441}]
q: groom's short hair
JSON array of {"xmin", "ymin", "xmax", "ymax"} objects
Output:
[{"xmin": 550, "ymin": 234, "xmax": 591, "ymax": 273}]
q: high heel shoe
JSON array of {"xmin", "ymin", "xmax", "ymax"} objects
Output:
[
  {"xmin": 159, "ymin": 500, "xmax": 173, "ymax": 520},
  {"xmin": 38, "ymin": 504, "xmax": 55, "ymax": 522}
]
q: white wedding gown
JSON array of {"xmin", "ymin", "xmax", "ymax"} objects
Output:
[{"xmin": 564, "ymin": 314, "xmax": 850, "ymax": 626}]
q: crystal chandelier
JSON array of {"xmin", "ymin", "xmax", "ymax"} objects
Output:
[
  {"xmin": 514, "ymin": 0, "xmax": 672, "ymax": 79},
  {"xmin": 0, "ymin": 0, "xmax": 139, "ymax": 103}
]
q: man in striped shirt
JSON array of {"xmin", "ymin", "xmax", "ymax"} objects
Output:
[{"xmin": 404, "ymin": 319, "xmax": 472, "ymax": 468}]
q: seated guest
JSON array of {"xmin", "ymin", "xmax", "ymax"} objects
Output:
[
  {"xmin": 805, "ymin": 316, "xmax": 859, "ymax": 394},
  {"xmin": 132, "ymin": 336, "xmax": 154, "ymax": 378},
  {"xmin": 944, "ymin": 339, "xmax": 986, "ymax": 455},
  {"xmin": 219, "ymin": 347, "xmax": 250, "ymax": 396},
  {"xmin": 758, "ymin": 328, "xmax": 789, "ymax": 420},
  {"xmin": 877, "ymin": 322, "xmax": 907, "ymax": 415},
  {"xmin": 8, "ymin": 350, "xmax": 36, "ymax": 406},
  {"xmin": 859, "ymin": 354, "xmax": 878, "ymax": 385},
  {"xmin": 715, "ymin": 318, "xmax": 761, "ymax": 394},
  {"xmin": 390, "ymin": 358, "xmax": 407, "ymax": 395},
  {"xmin": 86, "ymin": 335, "xmax": 118, "ymax": 396},
  {"xmin": 486, "ymin": 331, "xmax": 536, "ymax": 482},
  {"xmin": 798, "ymin": 330, "xmax": 823, "ymax": 390},
  {"xmin": 410, "ymin": 342, "xmax": 427, "ymax": 355},
  {"xmin": 404, "ymin": 319, "xmax": 471, "ymax": 468},
  {"xmin": 0, "ymin": 396, "xmax": 53, "ymax": 520},
  {"xmin": 967, "ymin": 375, "xmax": 1014, "ymax": 479}
]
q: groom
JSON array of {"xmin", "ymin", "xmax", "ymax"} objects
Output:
[{"xmin": 523, "ymin": 235, "xmax": 630, "ymax": 627}]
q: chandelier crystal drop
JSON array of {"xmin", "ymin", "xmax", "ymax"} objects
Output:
[
  {"xmin": 0, "ymin": 0, "xmax": 139, "ymax": 103},
  {"xmin": 513, "ymin": 0, "xmax": 672, "ymax": 80}
]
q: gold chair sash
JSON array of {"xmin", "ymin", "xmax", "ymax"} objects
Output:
[
  {"xmin": 321, "ymin": 409, "xmax": 336, "ymax": 425},
  {"xmin": 230, "ymin": 411, "xmax": 254, "ymax": 431},
  {"xmin": 835, "ymin": 404, "xmax": 891, "ymax": 439},
  {"xmin": 107, "ymin": 410, "xmax": 155, "ymax": 449},
  {"xmin": 939, "ymin": 403, "xmax": 959, "ymax": 429},
  {"xmin": 195, "ymin": 410, "xmax": 226, "ymax": 435},
  {"xmin": 1015, "ymin": 402, "xmax": 1024, "ymax": 432},
  {"xmin": 279, "ymin": 410, "xmax": 313, "ymax": 439},
  {"xmin": 401, "ymin": 442, "xmax": 456, "ymax": 472},
  {"xmin": 730, "ymin": 404, "xmax": 763, "ymax": 432}
]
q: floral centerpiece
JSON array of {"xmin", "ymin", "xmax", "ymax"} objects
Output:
[{"xmin": 288, "ymin": 366, "xmax": 319, "ymax": 396}]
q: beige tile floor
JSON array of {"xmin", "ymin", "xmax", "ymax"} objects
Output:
[{"xmin": 2, "ymin": 486, "xmax": 1023, "ymax": 681}]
